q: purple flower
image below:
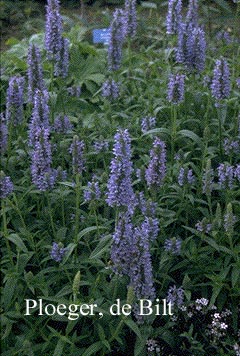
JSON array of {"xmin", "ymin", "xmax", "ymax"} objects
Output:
[
  {"xmin": 93, "ymin": 140, "xmax": 109, "ymax": 153},
  {"xmin": 176, "ymin": 23, "xmax": 206, "ymax": 72},
  {"xmin": 45, "ymin": 0, "xmax": 69, "ymax": 77},
  {"xmin": 216, "ymin": 30, "xmax": 232, "ymax": 45},
  {"xmin": 137, "ymin": 192, "xmax": 157, "ymax": 217},
  {"xmin": 0, "ymin": 173, "xmax": 14, "ymax": 198},
  {"xmin": 108, "ymin": 9, "xmax": 126, "ymax": 71},
  {"xmin": 84, "ymin": 175, "xmax": 101, "ymax": 202},
  {"xmin": 50, "ymin": 242, "xmax": 66, "ymax": 262},
  {"xmin": 186, "ymin": 26, "xmax": 206, "ymax": 72},
  {"xmin": 124, "ymin": 0, "xmax": 137, "ymax": 38},
  {"xmin": 167, "ymin": 73, "xmax": 185, "ymax": 104},
  {"xmin": 67, "ymin": 86, "xmax": 81, "ymax": 97},
  {"xmin": 69, "ymin": 136, "xmax": 85, "ymax": 175},
  {"xmin": 54, "ymin": 114, "xmax": 73, "ymax": 133},
  {"xmin": 223, "ymin": 138, "xmax": 239, "ymax": 155},
  {"xmin": 102, "ymin": 79, "xmax": 120, "ymax": 100},
  {"xmin": 211, "ymin": 58, "xmax": 231, "ymax": 102},
  {"xmin": 167, "ymin": 285, "xmax": 184, "ymax": 307},
  {"xmin": 128, "ymin": 222, "xmax": 156, "ymax": 300},
  {"xmin": 0, "ymin": 113, "xmax": 8, "ymax": 154},
  {"xmin": 111, "ymin": 211, "xmax": 134, "ymax": 276},
  {"xmin": 27, "ymin": 44, "xmax": 45, "ymax": 103},
  {"xmin": 45, "ymin": 0, "xmax": 63, "ymax": 60},
  {"xmin": 106, "ymin": 129, "xmax": 136, "ymax": 214},
  {"xmin": 145, "ymin": 137, "xmax": 167, "ymax": 188},
  {"xmin": 141, "ymin": 116, "xmax": 156, "ymax": 134},
  {"xmin": 54, "ymin": 37, "xmax": 70, "ymax": 78},
  {"xmin": 186, "ymin": 0, "xmax": 199, "ymax": 27},
  {"xmin": 178, "ymin": 167, "xmax": 195, "ymax": 186},
  {"xmin": 164, "ymin": 237, "xmax": 182, "ymax": 255},
  {"xmin": 234, "ymin": 165, "xmax": 240, "ymax": 182},
  {"xmin": 166, "ymin": 0, "xmax": 182, "ymax": 35},
  {"xmin": 28, "ymin": 89, "xmax": 50, "ymax": 146},
  {"xmin": 30, "ymin": 126, "xmax": 56, "ymax": 191},
  {"xmin": 6, "ymin": 76, "xmax": 25, "ymax": 125},
  {"xmin": 196, "ymin": 220, "xmax": 212, "ymax": 234},
  {"xmin": 217, "ymin": 163, "xmax": 234, "ymax": 189}
]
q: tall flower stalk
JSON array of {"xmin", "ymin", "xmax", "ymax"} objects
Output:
[
  {"xmin": 107, "ymin": 9, "xmax": 126, "ymax": 71},
  {"xmin": 27, "ymin": 44, "xmax": 45, "ymax": 103},
  {"xmin": 106, "ymin": 129, "xmax": 136, "ymax": 214}
]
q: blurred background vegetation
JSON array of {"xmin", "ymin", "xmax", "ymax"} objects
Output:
[{"xmin": 0, "ymin": 0, "xmax": 238, "ymax": 51}]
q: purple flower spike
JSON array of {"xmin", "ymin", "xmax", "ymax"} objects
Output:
[
  {"xmin": 6, "ymin": 76, "xmax": 25, "ymax": 125},
  {"xmin": 167, "ymin": 73, "xmax": 185, "ymax": 104},
  {"xmin": 167, "ymin": 285, "xmax": 184, "ymax": 307},
  {"xmin": 186, "ymin": 0, "xmax": 199, "ymax": 27},
  {"xmin": 124, "ymin": 0, "xmax": 137, "ymax": 38},
  {"xmin": 166, "ymin": 0, "xmax": 182, "ymax": 35},
  {"xmin": 108, "ymin": 9, "xmax": 126, "ymax": 71},
  {"xmin": 51, "ymin": 242, "xmax": 66, "ymax": 262},
  {"xmin": 84, "ymin": 175, "xmax": 101, "ymax": 202},
  {"xmin": 28, "ymin": 89, "xmax": 50, "ymax": 147},
  {"xmin": 0, "ymin": 113, "xmax": 8, "ymax": 154},
  {"xmin": 69, "ymin": 136, "xmax": 85, "ymax": 175},
  {"xmin": 30, "ymin": 126, "xmax": 56, "ymax": 191},
  {"xmin": 27, "ymin": 44, "xmax": 45, "ymax": 103},
  {"xmin": 145, "ymin": 137, "xmax": 167, "ymax": 188},
  {"xmin": 0, "ymin": 173, "xmax": 14, "ymax": 198},
  {"xmin": 164, "ymin": 237, "xmax": 182, "ymax": 255},
  {"xmin": 102, "ymin": 79, "xmax": 120, "ymax": 100},
  {"xmin": 45, "ymin": 0, "xmax": 63, "ymax": 61},
  {"xmin": 54, "ymin": 114, "xmax": 72, "ymax": 133},
  {"xmin": 211, "ymin": 58, "xmax": 231, "ymax": 103},
  {"xmin": 106, "ymin": 129, "xmax": 136, "ymax": 214}
]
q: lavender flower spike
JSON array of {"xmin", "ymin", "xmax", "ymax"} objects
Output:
[
  {"xmin": 27, "ymin": 44, "xmax": 45, "ymax": 103},
  {"xmin": 145, "ymin": 137, "xmax": 167, "ymax": 188},
  {"xmin": 167, "ymin": 73, "xmax": 185, "ymax": 104},
  {"xmin": 45, "ymin": 0, "xmax": 63, "ymax": 61},
  {"xmin": 51, "ymin": 242, "xmax": 66, "ymax": 262},
  {"xmin": 0, "ymin": 172, "xmax": 14, "ymax": 198},
  {"xmin": 108, "ymin": 9, "xmax": 126, "ymax": 71},
  {"xmin": 166, "ymin": 0, "xmax": 182, "ymax": 35},
  {"xmin": 30, "ymin": 126, "xmax": 56, "ymax": 191},
  {"xmin": 6, "ymin": 76, "xmax": 25, "ymax": 125},
  {"xmin": 211, "ymin": 57, "xmax": 231, "ymax": 103},
  {"xmin": 0, "ymin": 113, "xmax": 8, "ymax": 154},
  {"xmin": 28, "ymin": 89, "xmax": 50, "ymax": 147},
  {"xmin": 124, "ymin": 0, "xmax": 137, "ymax": 38},
  {"xmin": 102, "ymin": 79, "xmax": 120, "ymax": 100},
  {"xmin": 106, "ymin": 129, "xmax": 136, "ymax": 214},
  {"xmin": 111, "ymin": 211, "xmax": 134, "ymax": 276},
  {"xmin": 129, "ymin": 223, "xmax": 156, "ymax": 300},
  {"xmin": 186, "ymin": 0, "xmax": 199, "ymax": 27},
  {"xmin": 69, "ymin": 136, "xmax": 85, "ymax": 175}
]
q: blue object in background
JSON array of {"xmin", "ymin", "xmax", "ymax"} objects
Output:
[{"xmin": 93, "ymin": 28, "xmax": 111, "ymax": 45}]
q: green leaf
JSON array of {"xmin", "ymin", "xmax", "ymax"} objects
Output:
[
  {"xmin": 77, "ymin": 226, "xmax": 106, "ymax": 241},
  {"xmin": 82, "ymin": 341, "xmax": 103, "ymax": 356},
  {"xmin": 231, "ymin": 266, "xmax": 240, "ymax": 288},
  {"xmin": 89, "ymin": 234, "xmax": 111, "ymax": 259},
  {"xmin": 7, "ymin": 234, "xmax": 28, "ymax": 253},
  {"xmin": 53, "ymin": 339, "xmax": 65, "ymax": 356},
  {"xmin": 177, "ymin": 129, "xmax": 202, "ymax": 147},
  {"xmin": 141, "ymin": 2, "xmax": 157, "ymax": 9},
  {"xmin": 124, "ymin": 319, "xmax": 142, "ymax": 340}
]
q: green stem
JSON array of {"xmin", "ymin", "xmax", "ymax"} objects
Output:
[
  {"xmin": 46, "ymin": 193, "xmax": 55, "ymax": 237},
  {"xmin": 1, "ymin": 200, "xmax": 14, "ymax": 267},
  {"xmin": 75, "ymin": 174, "xmax": 81, "ymax": 242}
]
